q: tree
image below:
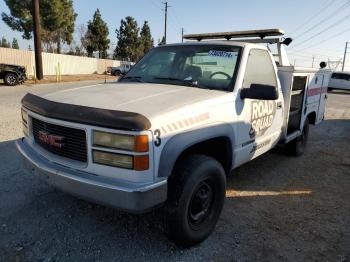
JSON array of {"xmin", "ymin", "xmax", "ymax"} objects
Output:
[
  {"xmin": 114, "ymin": 16, "xmax": 140, "ymax": 61},
  {"xmin": 1, "ymin": 0, "xmax": 77, "ymax": 53},
  {"xmin": 77, "ymin": 24, "xmax": 88, "ymax": 56},
  {"xmin": 158, "ymin": 36, "xmax": 166, "ymax": 46},
  {"xmin": 12, "ymin": 38, "xmax": 19, "ymax": 49},
  {"xmin": 139, "ymin": 21, "xmax": 154, "ymax": 56},
  {"xmin": 1, "ymin": 37, "xmax": 11, "ymax": 48},
  {"xmin": 85, "ymin": 9, "xmax": 110, "ymax": 58}
]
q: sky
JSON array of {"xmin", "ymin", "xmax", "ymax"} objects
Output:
[{"xmin": 0, "ymin": 0, "xmax": 350, "ymax": 69}]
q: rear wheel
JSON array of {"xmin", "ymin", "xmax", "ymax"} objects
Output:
[
  {"xmin": 4, "ymin": 72, "xmax": 19, "ymax": 86},
  {"xmin": 286, "ymin": 118, "xmax": 309, "ymax": 156},
  {"xmin": 164, "ymin": 155, "xmax": 226, "ymax": 247}
]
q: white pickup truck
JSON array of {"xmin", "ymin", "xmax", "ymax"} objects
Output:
[{"xmin": 17, "ymin": 29, "xmax": 330, "ymax": 247}]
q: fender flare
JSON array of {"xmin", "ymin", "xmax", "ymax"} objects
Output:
[{"xmin": 157, "ymin": 124, "xmax": 235, "ymax": 178}]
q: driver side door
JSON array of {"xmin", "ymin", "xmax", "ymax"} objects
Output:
[{"xmin": 234, "ymin": 48, "xmax": 284, "ymax": 167}]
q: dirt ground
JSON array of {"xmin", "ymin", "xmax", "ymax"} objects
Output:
[
  {"xmin": 0, "ymin": 82, "xmax": 349, "ymax": 262},
  {"xmin": 0, "ymin": 74, "xmax": 117, "ymax": 86}
]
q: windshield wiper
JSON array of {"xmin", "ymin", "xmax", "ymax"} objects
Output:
[
  {"xmin": 120, "ymin": 76, "xmax": 145, "ymax": 83},
  {"xmin": 153, "ymin": 77, "xmax": 204, "ymax": 88}
]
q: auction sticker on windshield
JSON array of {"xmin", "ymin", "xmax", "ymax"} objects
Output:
[{"xmin": 208, "ymin": 50, "xmax": 234, "ymax": 58}]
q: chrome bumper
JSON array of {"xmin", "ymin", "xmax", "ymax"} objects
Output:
[{"xmin": 16, "ymin": 138, "xmax": 167, "ymax": 213}]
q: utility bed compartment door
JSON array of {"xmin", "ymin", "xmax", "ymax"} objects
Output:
[{"xmin": 306, "ymin": 73, "xmax": 329, "ymax": 123}]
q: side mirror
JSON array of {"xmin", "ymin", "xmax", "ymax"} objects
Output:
[{"xmin": 240, "ymin": 84, "xmax": 279, "ymax": 100}]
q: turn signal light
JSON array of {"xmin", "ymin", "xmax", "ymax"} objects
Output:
[
  {"xmin": 134, "ymin": 155, "xmax": 149, "ymax": 171},
  {"xmin": 134, "ymin": 135, "xmax": 149, "ymax": 152}
]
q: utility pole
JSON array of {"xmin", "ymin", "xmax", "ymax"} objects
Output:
[
  {"xmin": 181, "ymin": 27, "xmax": 184, "ymax": 43},
  {"xmin": 342, "ymin": 41, "xmax": 349, "ymax": 71},
  {"xmin": 312, "ymin": 56, "xmax": 315, "ymax": 68},
  {"xmin": 163, "ymin": 2, "xmax": 170, "ymax": 44},
  {"xmin": 32, "ymin": 0, "xmax": 43, "ymax": 80}
]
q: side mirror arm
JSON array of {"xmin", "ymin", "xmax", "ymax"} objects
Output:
[{"xmin": 240, "ymin": 88, "xmax": 249, "ymax": 99}]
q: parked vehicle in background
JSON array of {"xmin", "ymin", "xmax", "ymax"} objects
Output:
[
  {"xmin": 16, "ymin": 29, "xmax": 331, "ymax": 247},
  {"xmin": 328, "ymin": 71, "xmax": 350, "ymax": 91},
  {"xmin": 111, "ymin": 63, "xmax": 133, "ymax": 76},
  {"xmin": 0, "ymin": 63, "xmax": 27, "ymax": 86}
]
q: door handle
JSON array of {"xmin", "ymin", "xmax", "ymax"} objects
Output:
[{"xmin": 277, "ymin": 102, "xmax": 282, "ymax": 109}]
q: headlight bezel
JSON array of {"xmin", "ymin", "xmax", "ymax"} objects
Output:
[
  {"xmin": 92, "ymin": 150, "xmax": 134, "ymax": 169},
  {"xmin": 21, "ymin": 108, "xmax": 28, "ymax": 125},
  {"xmin": 21, "ymin": 108, "xmax": 29, "ymax": 137},
  {"xmin": 92, "ymin": 130, "xmax": 149, "ymax": 152}
]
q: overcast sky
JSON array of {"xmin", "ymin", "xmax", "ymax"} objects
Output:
[{"xmin": 1, "ymin": 0, "xmax": 349, "ymax": 69}]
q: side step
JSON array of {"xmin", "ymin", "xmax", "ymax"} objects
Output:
[{"xmin": 284, "ymin": 130, "xmax": 302, "ymax": 144}]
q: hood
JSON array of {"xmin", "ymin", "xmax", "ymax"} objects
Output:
[{"xmin": 42, "ymin": 82, "xmax": 228, "ymax": 119}]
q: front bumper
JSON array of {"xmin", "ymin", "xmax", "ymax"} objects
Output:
[
  {"xmin": 18, "ymin": 72, "xmax": 27, "ymax": 83},
  {"xmin": 16, "ymin": 138, "xmax": 167, "ymax": 213}
]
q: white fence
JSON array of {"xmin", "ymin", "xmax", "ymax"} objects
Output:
[{"xmin": 0, "ymin": 47, "xmax": 123, "ymax": 76}]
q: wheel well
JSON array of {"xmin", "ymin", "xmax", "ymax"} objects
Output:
[
  {"xmin": 3, "ymin": 71, "xmax": 18, "ymax": 77},
  {"xmin": 307, "ymin": 112, "xmax": 317, "ymax": 125},
  {"xmin": 173, "ymin": 137, "xmax": 232, "ymax": 175}
]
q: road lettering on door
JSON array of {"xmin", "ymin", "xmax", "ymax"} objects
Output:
[{"xmin": 251, "ymin": 100, "xmax": 276, "ymax": 137}]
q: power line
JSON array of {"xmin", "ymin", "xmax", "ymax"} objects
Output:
[
  {"xmin": 291, "ymin": 13, "xmax": 350, "ymax": 49},
  {"xmin": 171, "ymin": 6, "xmax": 183, "ymax": 27},
  {"xmin": 291, "ymin": 26, "xmax": 350, "ymax": 52},
  {"xmin": 293, "ymin": 0, "xmax": 350, "ymax": 40},
  {"xmin": 148, "ymin": 0, "xmax": 162, "ymax": 9},
  {"xmin": 289, "ymin": 0, "xmax": 334, "ymax": 35}
]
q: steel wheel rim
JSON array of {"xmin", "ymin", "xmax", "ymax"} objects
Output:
[{"xmin": 188, "ymin": 180, "xmax": 215, "ymax": 229}]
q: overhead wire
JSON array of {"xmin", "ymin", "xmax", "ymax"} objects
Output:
[
  {"xmin": 292, "ymin": 0, "xmax": 350, "ymax": 40},
  {"xmin": 289, "ymin": 0, "xmax": 335, "ymax": 35},
  {"xmin": 291, "ymin": 26, "xmax": 350, "ymax": 51},
  {"xmin": 291, "ymin": 13, "xmax": 350, "ymax": 49}
]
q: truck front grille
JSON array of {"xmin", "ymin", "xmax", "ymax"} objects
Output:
[{"xmin": 32, "ymin": 118, "xmax": 87, "ymax": 162}]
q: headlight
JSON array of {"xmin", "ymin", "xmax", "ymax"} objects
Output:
[
  {"xmin": 93, "ymin": 131, "xmax": 148, "ymax": 152},
  {"xmin": 93, "ymin": 150, "xmax": 133, "ymax": 169}
]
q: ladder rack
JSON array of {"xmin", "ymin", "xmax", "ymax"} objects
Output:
[{"xmin": 183, "ymin": 28, "xmax": 285, "ymax": 41}]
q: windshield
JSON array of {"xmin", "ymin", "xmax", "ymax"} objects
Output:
[{"xmin": 121, "ymin": 45, "xmax": 241, "ymax": 91}]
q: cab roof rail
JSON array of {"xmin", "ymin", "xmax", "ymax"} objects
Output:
[{"xmin": 183, "ymin": 28, "xmax": 285, "ymax": 41}]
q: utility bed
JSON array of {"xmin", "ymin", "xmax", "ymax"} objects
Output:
[{"xmin": 278, "ymin": 66, "xmax": 331, "ymax": 143}]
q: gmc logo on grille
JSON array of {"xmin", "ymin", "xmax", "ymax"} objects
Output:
[{"xmin": 38, "ymin": 131, "xmax": 65, "ymax": 148}]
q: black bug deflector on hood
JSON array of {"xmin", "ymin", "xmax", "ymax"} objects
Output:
[{"xmin": 21, "ymin": 93, "xmax": 151, "ymax": 131}]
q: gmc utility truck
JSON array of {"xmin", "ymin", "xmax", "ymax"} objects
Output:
[{"xmin": 17, "ymin": 29, "xmax": 330, "ymax": 247}]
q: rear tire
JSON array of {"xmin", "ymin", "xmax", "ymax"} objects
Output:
[
  {"xmin": 286, "ymin": 118, "xmax": 309, "ymax": 156},
  {"xmin": 164, "ymin": 155, "xmax": 226, "ymax": 247},
  {"xmin": 4, "ymin": 72, "xmax": 19, "ymax": 86}
]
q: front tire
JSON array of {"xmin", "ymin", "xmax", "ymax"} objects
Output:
[
  {"xmin": 165, "ymin": 155, "xmax": 226, "ymax": 247},
  {"xmin": 4, "ymin": 72, "xmax": 19, "ymax": 86},
  {"xmin": 286, "ymin": 118, "xmax": 309, "ymax": 156}
]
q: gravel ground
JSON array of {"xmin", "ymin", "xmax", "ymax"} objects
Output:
[{"xmin": 0, "ymin": 82, "xmax": 349, "ymax": 262}]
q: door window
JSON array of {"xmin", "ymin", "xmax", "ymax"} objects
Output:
[{"xmin": 243, "ymin": 49, "xmax": 277, "ymax": 88}]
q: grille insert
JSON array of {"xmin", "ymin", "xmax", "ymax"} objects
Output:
[{"xmin": 32, "ymin": 118, "xmax": 87, "ymax": 162}]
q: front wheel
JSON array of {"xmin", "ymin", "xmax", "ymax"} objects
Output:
[
  {"xmin": 164, "ymin": 155, "xmax": 226, "ymax": 247},
  {"xmin": 286, "ymin": 118, "xmax": 309, "ymax": 156},
  {"xmin": 4, "ymin": 72, "xmax": 19, "ymax": 86}
]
